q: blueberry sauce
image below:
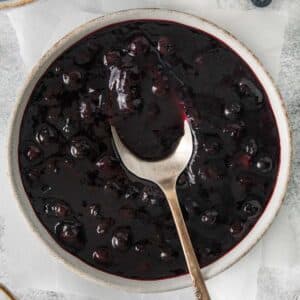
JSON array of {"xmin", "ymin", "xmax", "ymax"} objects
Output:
[{"xmin": 18, "ymin": 21, "xmax": 280, "ymax": 280}]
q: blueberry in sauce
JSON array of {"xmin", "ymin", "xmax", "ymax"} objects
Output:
[
  {"xmin": 251, "ymin": 0, "xmax": 272, "ymax": 7},
  {"xmin": 18, "ymin": 21, "xmax": 279, "ymax": 280},
  {"xmin": 96, "ymin": 217, "xmax": 114, "ymax": 235},
  {"xmin": 200, "ymin": 210, "xmax": 218, "ymax": 225},
  {"xmin": 55, "ymin": 220, "xmax": 85, "ymax": 251},
  {"xmin": 69, "ymin": 136, "xmax": 92, "ymax": 159},
  {"xmin": 242, "ymin": 138, "xmax": 258, "ymax": 156},
  {"xmin": 256, "ymin": 156, "xmax": 273, "ymax": 173},
  {"xmin": 242, "ymin": 199, "xmax": 262, "ymax": 219},
  {"xmin": 25, "ymin": 144, "xmax": 41, "ymax": 161},
  {"xmin": 35, "ymin": 124, "xmax": 58, "ymax": 145},
  {"xmin": 92, "ymin": 247, "xmax": 112, "ymax": 265},
  {"xmin": 111, "ymin": 227, "xmax": 132, "ymax": 251},
  {"xmin": 45, "ymin": 200, "xmax": 71, "ymax": 218}
]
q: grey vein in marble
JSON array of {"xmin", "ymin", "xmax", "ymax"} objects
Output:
[
  {"xmin": 278, "ymin": 0, "xmax": 300, "ymax": 209},
  {"xmin": 256, "ymin": 267, "xmax": 300, "ymax": 300},
  {"xmin": 18, "ymin": 290, "xmax": 98, "ymax": 300},
  {"xmin": 0, "ymin": 217, "xmax": 4, "ymax": 252},
  {"xmin": 0, "ymin": 12, "xmax": 24, "ymax": 138}
]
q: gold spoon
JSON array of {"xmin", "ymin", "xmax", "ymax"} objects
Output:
[
  {"xmin": 111, "ymin": 120, "xmax": 211, "ymax": 299},
  {"xmin": 0, "ymin": 284, "xmax": 17, "ymax": 300},
  {"xmin": 0, "ymin": 0, "xmax": 35, "ymax": 10}
]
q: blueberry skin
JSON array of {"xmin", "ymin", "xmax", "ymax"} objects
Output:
[{"xmin": 251, "ymin": 0, "xmax": 272, "ymax": 7}]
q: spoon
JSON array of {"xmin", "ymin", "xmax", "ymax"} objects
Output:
[
  {"xmin": 111, "ymin": 121, "xmax": 211, "ymax": 300},
  {"xmin": 0, "ymin": 0, "xmax": 35, "ymax": 10},
  {"xmin": 0, "ymin": 284, "xmax": 16, "ymax": 300}
]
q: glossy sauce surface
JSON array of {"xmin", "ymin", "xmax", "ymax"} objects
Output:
[{"xmin": 18, "ymin": 21, "xmax": 280, "ymax": 280}]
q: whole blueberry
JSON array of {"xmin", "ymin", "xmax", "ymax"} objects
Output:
[
  {"xmin": 96, "ymin": 218, "xmax": 114, "ymax": 235},
  {"xmin": 242, "ymin": 138, "xmax": 258, "ymax": 156},
  {"xmin": 62, "ymin": 70, "xmax": 83, "ymax": 91},
  {"xmin": 134, "ymin": 241, "xmax": 147, "ymax": 254},
  {"xmin": 229, "ymin": 221, "xmax": 244, "ymax": 237},
  {"xmin": 251, "ymin": 0, "xmax": 272, "ymax": 7},
  {"xmin": 256, "ymin": 156, "xmax": 273, "ymax": 173},
  {"xmin": 79, "ymin": 99, "xmax": 96, "ymax": 121},
  {"xmin": 224, "ymin": 102, "xmax": 242, "ymax": 120},
  {"xmin": 128, "ymin": 36, "xmax": 149, "ymax": 56},
  {"xmin": 152, "ymin": 76, "xmax": 169, "ymax": 97},
  {"xmin": 159, "ymin": 247, "xmax": 176, "ymax": 262},
  {"xmin": 62, "ymin": 118, "xmax": 79, "ymax": 139},
  {"xmin": 26, "ymin": 145, "xmax": 41, "ymax": 161},
  {"xmin": 55, "ymin": 220, "xmax": 84, "ymax": 249},
  {"xmin": 70, "ymin": 137, "xmax": 91, "ymax": 159},
  {"xmin": 95, "ymin": 156, "xmax": 121, "ymax": 179},
  {"xmin": 157, "ymin": 36, "xmax": 175, "ymax": 56},
  {"xmin": 35, "ymin": 124, "xmax": 57, "ymax": 144},
  {"xmin": 58, "ymin": 223, "xmax": 79, "ymax": 241},
  {"xmin": 200, "ymin": 210, "xmax": 218, "ymax": 225},
  {"xmin": 103, "ymin": 50, "xmax": 121, "ymax": 67},
  {"xmin": 89, "ymin": 204, "xmax": 101, "ymax": 217},
  {"xmin": 238, "ymin": 78, "xmax": 264, "ymax": 110},
  {"xmin": 242, "ymin": 200, "xmax": 262, "ymax": 218},
  {"xmin": 92, "ymin": 247, "xmax": 111, "ymax": 265},
  {"xmin": 45, "ymin": 200, "xmax": 70, "ymax": 217},
  {"xmin": 111, "ymin": 227, "xmax": 131, "ymax": 251}
]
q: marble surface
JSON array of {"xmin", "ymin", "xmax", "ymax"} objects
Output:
[{"xmin": 0, "ymin": 0, "xmax": 299, "ymax": 299}]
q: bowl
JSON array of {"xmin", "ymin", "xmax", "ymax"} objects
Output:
[{"xmin": 8, "ymin": 8, "xmax": 292, "ymax": 293}]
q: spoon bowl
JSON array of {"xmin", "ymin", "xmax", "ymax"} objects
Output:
[{"xmin": 111, "ymin": 121, "xmax": 193, "ymax": 184}]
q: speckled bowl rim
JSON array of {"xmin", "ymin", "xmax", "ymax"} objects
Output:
[{"xmin": 7, "ymin": 8, "xmax": 292, "ymax": 293}]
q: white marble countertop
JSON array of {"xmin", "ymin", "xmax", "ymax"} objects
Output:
[{"xmin": 0, "ymin": 1, "xmax": 299, "ymax": 299}]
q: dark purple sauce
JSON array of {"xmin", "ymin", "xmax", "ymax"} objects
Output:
[{"xmin": 18, "ymin": 21, "xmax": 280, "ymax": 280}]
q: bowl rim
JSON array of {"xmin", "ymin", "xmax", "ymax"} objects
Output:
[{"xmin": 7, "ymin": 8, "xmax": 292, "ymax": 293}]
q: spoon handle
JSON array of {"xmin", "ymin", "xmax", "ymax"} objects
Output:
[
  {"xmin": 0, "ymin": 284, "xmax": 17, "ymax": 300},
  {"xmin": 0, "ymin": 0, "xmax": 35, "ymax": 9},
  {"xmin": 162, "ymin": 182, "xmax": 211, "ymax": 300}
]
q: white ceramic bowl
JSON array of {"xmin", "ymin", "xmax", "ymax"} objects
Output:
[{"xmin": 8, "ymin": 8, "xmax": 292, "ymax": 293}]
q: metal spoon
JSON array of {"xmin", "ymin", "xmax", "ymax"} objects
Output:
[
  {"xmin": 0, "ymin": 0, "xmax": 35, "ymax": 10},
  {"xmin": 111, "ymin": 121, "xmax": 211, "ymax": 300},
  {"xmin": 0, "ymin": 284, "xmax": 16, "ymax": 300}
]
